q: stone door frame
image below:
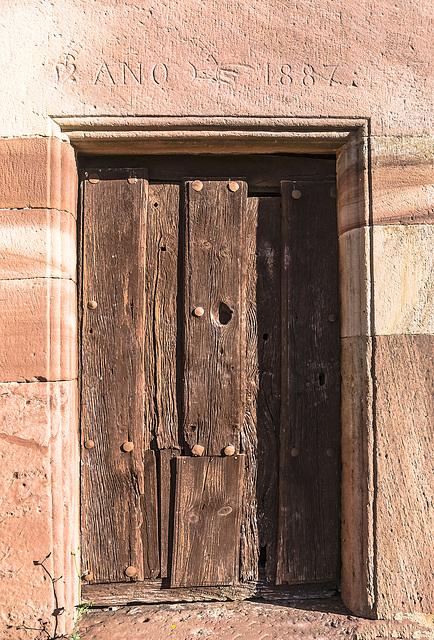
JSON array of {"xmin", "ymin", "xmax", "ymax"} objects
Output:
[{"xmin": 55, "ymin": 115, "xmax": 374, "ymax": 617}]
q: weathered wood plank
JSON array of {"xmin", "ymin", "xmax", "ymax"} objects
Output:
[
  {"xmin": 82, "ymin": 575, "xmax": 337, "ymax": 605},
  {"xmin": 170, "ymin": 455, "xmax": 245, "ymax": 587},
  {"xmin": 81, "ymin": 169, "xmax": 148, "ymax": 583},
  {"xmin": 144, "ymin": 184, "xmax": 180, "ymax": 450},
  {"xmin": 255, "ymin": 197, "xmax": 282, "ymax": 582},
  {"xmin": 277, "ymin": 180, "xmax": 340, "ymax": 585},
  {"xmin": 239, "ymin": 197, "xmax": 259, "ymax": 582},
  {"xmin": 182, "ymin": 180, "xmax": 248, "ymax": 456},
  {"xmin": 82, "ymin": 155, "xmax": 336, "ymax": 189},
  {"xmin": 141, "ymin": 450, "xmax": 160, "ymax": 579},
  {"xmin": 158, "ymin": 448, "xmax": 180, "ymax": 578}
]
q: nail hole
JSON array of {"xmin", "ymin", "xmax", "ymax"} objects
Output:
[
  {"xmin": 219, "ymin": 302, "xmax": 233, "ymax": 325},
  {"xmin": 160, "ymin": 246, "xmax": 166, "ymax": 251},
  {"xmin": 153, "ymin": 202, "xmax": 159, "ymax": 208},
  {"xmin": 319, "ymin": 372, "xmax": 326, "ymax": 386},
  {"xmin": 263, "ymin": 333, "xmax": 269, "ymax": 341},
  {"xmin": 89, "ymin": 328, "xmax": 93, "ymax": 334}
]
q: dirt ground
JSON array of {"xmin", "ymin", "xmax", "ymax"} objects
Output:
[{"xmin": 76, "ymin": 598, "xmax": 434, "ymax": 640}]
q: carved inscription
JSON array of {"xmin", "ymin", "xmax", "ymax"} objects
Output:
[{"xmin": 55, "ymin": 57, "xmax": 360, "ymax": 89}]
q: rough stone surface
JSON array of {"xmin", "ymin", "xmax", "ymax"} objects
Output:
[
  {"xmin": 340, "ymin": 337, "xmax": 374, "ymax": 618},
  {"xmin": 0, "ymin": 1, "xmax": 434, "ymax": 137},
  {"xmin": 0, "ymin": 209, "xmax": 76, "ymax": 281},
  {"xmin": 374, "ymin": 335, "xmax": 434, "ymax": 618},
  {"xmin": 0, "ymin": 278, "xmax": 77, "ymax": 383},
  {"xmin": 0, "ymin": 138, "xmax": 77, "ymax": 215},
  {"xmin": 76, "ymin": 600, "xmax": 434, "ymax": 640},
  {"xmin": 0, "ymin": 381, "xmax": 79, "ymax": 639},
  {"xmin": 340, "ymin": 225, "xmax": 434, "ymax": 338},
  {"xmin": 371, "ymin": 137, "xmax": 434, "ymax": 227},
  {"xmin": 337, "ymin": 136, "xmax": 434, "ymax": 233}
]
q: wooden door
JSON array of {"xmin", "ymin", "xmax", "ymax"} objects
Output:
[{"xmin": 79, "ymin": 156, "xmax": 340, "ymax": 602}]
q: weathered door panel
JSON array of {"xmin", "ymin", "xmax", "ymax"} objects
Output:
[
  {"xmin": 170, "ymin": 455, "xmax": 245, "ymax": 587},
  {"xmin": 182, "ymin": 180, "xmax": 248, "ymax": 456},
  {"xmin": 81, "ymin": 169, "xmax": 149, "ymax": 583},
  {"xmin": 80, "ymin": 159, "xmax": 340, "ymax": 598},
  {"xmin": 277, "ymin": 180, "xmax": 341, "ymax": 584}
]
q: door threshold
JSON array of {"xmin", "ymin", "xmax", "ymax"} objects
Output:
[{"xmin": 82, "ymin": 577, "xmax": 338, "ymax": 607}]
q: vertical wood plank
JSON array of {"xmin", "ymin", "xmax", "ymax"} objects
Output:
[
  {"xmin": 158, "ymin": 448, "xmax": 180, "ymax": 578},
  {"xmin": 182, "ymin": 180, "xmax": 248, "ymax": 456},
  {"xmin": 141, "ymin": 450, "xmax": 160, "ymax": 579},
  {"xmin": 239, "ymin": 196, "xmax": 259, "ymax": 582},
  {"xmin": 144, "ymin": 184, "xmax": 180, "ymax": 450},
  {"xmin": 255, "ymin": 197, "xmax": 282, "ymax": 582},
  {"xmin": 81, "ymin": 169, "xmax": 148, "ymax": 583},
  {"xmin": 170, "ymin": 455, "xmax": 245, "ymax": 587},
  {"xmin": 277, "ymin": 180, "xmax": 340, "ymax": 585}
]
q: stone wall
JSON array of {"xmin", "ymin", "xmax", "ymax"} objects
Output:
[{"xmin": 0, "ymin": 1, "xmax": 433, "ymax": 636}]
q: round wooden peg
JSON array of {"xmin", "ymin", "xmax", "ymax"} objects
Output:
[
  {"xmin": 87, "ymin": 300, "xmax": 97, "ymax": 310},
  {"xmin": 122, "ymin": 441, "xmax": 134, "ymax": 452},
  {"xmin": 191, "ymin": 444, "xmax": 205, "ymax": 457},
  {"xmin": 88, "ymin": 174, "xmax": 100, "ymax": 184},
  {"xmin": 290, "ymin": 447, "xmax": 299, "ymax": 457},
  {"xmin": 83, "ymin": 572, "xmax": 93, "ymax": 582},
  {"xmin": 224, "ymin": 445, "xmax": 235, "ymax": 456},
  {"xmin": 84, "ymin": 439, "xmax": 95, "ymax": 450},
  {"xmin": 291, "ymin": 189, "xmax": 302, "ymax": 199},
  {"xmin": 125, "ymin": 566, "xmax": 137, "ymax": 577},
  {"xmin": 127, "ymin": 176, "xmax": 137, "ymax": 184},
  {"xmin": 228, "ymin": 181, "xmax": 239, "ymax": 192},
  {"xmin": 192, "ymin": 180, "xmax": 203, "ymax": 192}
]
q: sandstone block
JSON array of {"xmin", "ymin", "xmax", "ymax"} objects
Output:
[
  {"xmin": 374, "ymin": 334, "xmax": 434, "ymax": 616},
  {"xmin": 372, "ymin": 224, "xmax": 434, "ymax": 335},
  {"xmin": 339, "ymin": 226, "xmax": 371, "ymax": 338},
  {"xmin": 371, "ymin": 136, "xmax": 434, "ymax": 227},
  {"xmin": 0, "ymin": 208, "xmax": 76, "ymax": 281},
  {"xmin": 340, "ymin": 224, "xmax": 434, "ymax": 337},
  {"xmin": 0, "ymin": 138, "xmax": 77, "ymax": 215},
  {"xmin": 0, "ymin": 381, "xmax": 79, "ymax": 638},
  {"xmin": 337, "ymin": 134, "xmax": 369, "ymax": 235},
  {"xmin": 0, "ymin": 278, "xmax": 77, "ymax": 383},
  {"xmin": 340, "ymin": 336, "xmax": 375, "ymax": 618}
]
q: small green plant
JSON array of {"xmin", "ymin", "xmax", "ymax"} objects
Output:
[{"xmin": 69, "ymin": 546, "xmax": 94, "ymax": 639}]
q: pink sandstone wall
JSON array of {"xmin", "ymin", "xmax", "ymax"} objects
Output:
[{"xmin": 0, "ymin": 0, "xmax": 433, "ymax": 635}]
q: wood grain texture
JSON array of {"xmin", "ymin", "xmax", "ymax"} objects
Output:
[
  {"xmin": 144, "ymin": 184, "xmax": 180, "ymax": 450},
  {"xmin": 277, "ymin": 180, "xmax": 340, "ymax": 585},
  {"xmin": 255, "ymin": 197, "xmax": 282, "ymax": 582},
  {"xmin": 81, "ymin": 169, "xmax": 148, "ymax": 583},
  {"xmin": 83, "ymin": 155, "xmax": 336, "ymax": 189},
  {"xmin": 171, "ymin": 455, "xmax": 245, "ymax": 587},
  {"xmin": 82, "ymin": 575, "xmax": 337, "ymax": 605},
  {"xmin": 182, "ymin": 180, "xmax": 247, "ymax": 456},
  {"xmin": 158, "ymin": 448, "xmax": 180, "ymax": 578},
  {"xmin": 239, "ymin": 196, "xmax": 259, "ymax": 582},
  {"xmin": 141, "ymin": 450, "xmax": 160, "ymax": 579}
]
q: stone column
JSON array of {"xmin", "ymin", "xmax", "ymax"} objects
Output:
[{"xmin": 0, "ymin": 137, "xmax": 79, "ymax": 638}]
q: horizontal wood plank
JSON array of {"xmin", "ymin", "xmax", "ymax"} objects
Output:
[{"xmin": 171, "ymin": 455, "xmax": 245, "ymax": 587}]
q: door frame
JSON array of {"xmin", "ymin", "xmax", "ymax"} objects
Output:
[{"xmin": 56, "ymin": 114, "xmax": 374, "ymax": 617}]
